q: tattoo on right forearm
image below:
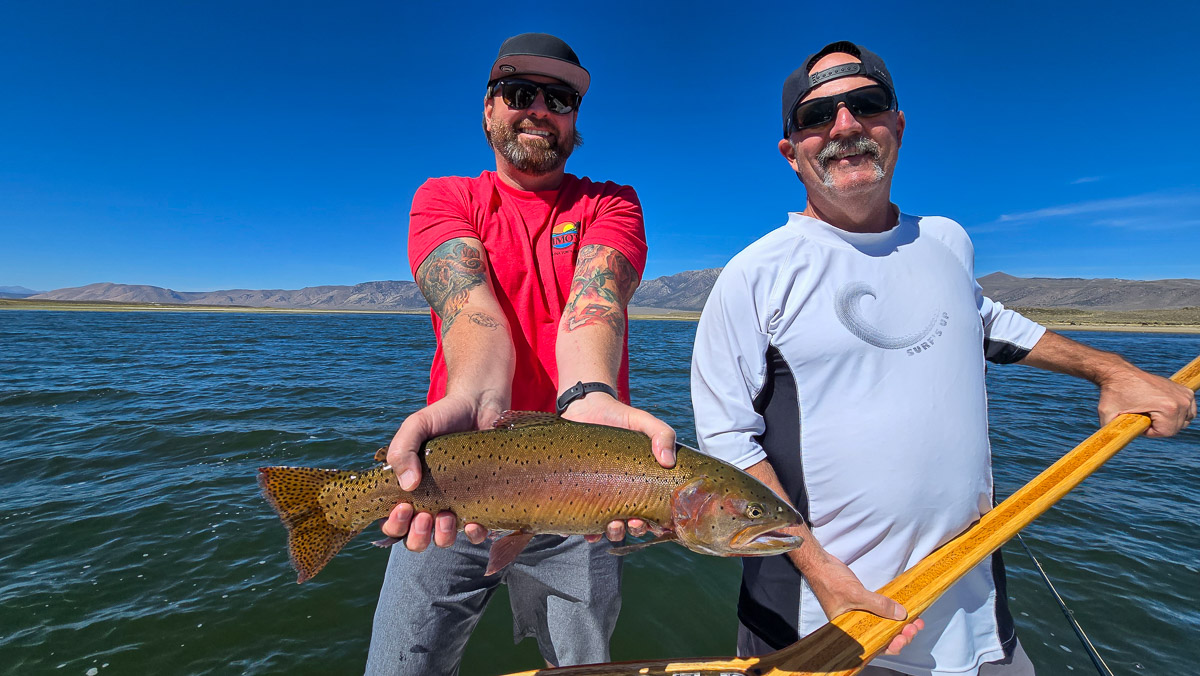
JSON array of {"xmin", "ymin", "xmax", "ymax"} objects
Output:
[{"xmin": 417, "ymin": 240, "xmax": 487, "ymax": 334}]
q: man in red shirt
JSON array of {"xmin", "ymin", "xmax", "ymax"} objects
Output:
[{"xmin": 364, "ymin": 33, "xmax": 676, "ymax": 675}]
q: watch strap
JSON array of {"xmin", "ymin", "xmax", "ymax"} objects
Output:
[{"xmin": 555, "ymin": 381, "xmax": 618, "ymax": 415}]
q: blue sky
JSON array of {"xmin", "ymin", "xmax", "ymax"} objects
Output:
[{"xmin": 1, "ymin": 1, "xmax": 1196, "ymax": 292}]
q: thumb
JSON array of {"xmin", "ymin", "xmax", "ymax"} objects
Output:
[
  {"xmin": 388, "ymin": 418, "xmax": 428, "ymax": 491},
  {"xmin": 863, "ymin": 593, "xmax": 908, "ymax": 622},
  {"xmin": 653, "ymin": 428, "xmax": 677, "ymax": 468},
  {"xmin": 628, "ymin": 409, "xmax": 676, "ymax": 468}
]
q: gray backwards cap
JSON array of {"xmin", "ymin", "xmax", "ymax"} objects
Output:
[
  {"xmin": 489, "ymin": 33, "xmax": 590, "ymax": 96},
  {"xmin": 780, "ymin": 41, "xmax": 896, "ymax": 137}
]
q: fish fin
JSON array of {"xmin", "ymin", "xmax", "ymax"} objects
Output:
[
  {"xmin": 258, "ymin": 466, "xmax": 363, "ymax": 583},
  {"xmin": 608, "ymin": 533, "xmax": 677, "ymax": 556},
  {"xmin": 485, "ymin": 531, "xmax": 535, "ymax": 576},
  {"xmin": 640, "ymin": 520, "xmax": 667, "ymax": 537},
  {"xmin": 372, "ymin": 447, "xmax": 388, "ymax": 463},
  {"xmin": 491, "ymin": 410, "xmax": 566, "ymax": 430},
  {"xmin": 372, "ymin": 536, "xmax": 403, "ymax": 548}
]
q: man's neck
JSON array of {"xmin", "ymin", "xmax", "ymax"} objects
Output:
[
  {"xmin": 494, "ymin": 160, "xmax": 566, "ymax": 192},
  {"xmin": 802, "ymin": 192, "xmax": 897, "ymax": 233}
]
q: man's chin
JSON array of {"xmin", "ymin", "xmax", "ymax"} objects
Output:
[{"xmin": 821, "ymin": 167, "xmax": 886, "ymax": 192}]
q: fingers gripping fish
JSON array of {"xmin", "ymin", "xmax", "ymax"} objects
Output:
[{"xmin": 258, "ymin": 411, "xmax": 804, "ymax": 583}]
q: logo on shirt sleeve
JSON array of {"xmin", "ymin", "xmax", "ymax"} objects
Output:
[{"xmin": 551, "ymin": 221, "xmax": 579, "ymax": 251}]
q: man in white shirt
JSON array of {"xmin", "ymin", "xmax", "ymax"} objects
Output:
[{"xmin": 690, "ymin": 41, "xmax": 1195, "ymax": 676}]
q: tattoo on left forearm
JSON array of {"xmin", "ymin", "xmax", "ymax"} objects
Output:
[
  {"xmin": 464, "ymin": 312, "xmax": 500, "ymax": 329},
  {"xmin": 416, "ymin": 239, "xmax": 488, "ymax": 336},
  {"xmin": 563, "ymin": 245, "xmax": 640, "ymax": 336}
]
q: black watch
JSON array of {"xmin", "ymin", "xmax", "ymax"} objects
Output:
[{"xmin": 556, "ymin": 381, "xmax": 618, "ymax": 415}]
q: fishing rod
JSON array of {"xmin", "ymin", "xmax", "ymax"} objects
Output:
[
  {"xmin": 500, "ymin": 353, "xmax": 1200, "ymax": 676},
  {"xmin": 1015, "ymin": 533, "xmax": 1114, "ymax": 676}
]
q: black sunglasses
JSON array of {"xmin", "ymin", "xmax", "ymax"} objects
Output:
[
  {"xmin": 489, "ymin": 79, "xmax": 581, "ymax": 115},
  {"xmin": 789, "ymin": 84, "xmax": 895, "ymax": 133}
]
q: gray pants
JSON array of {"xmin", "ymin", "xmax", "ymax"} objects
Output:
[
  {"xmin": 365, "ymin": 533, "xmax": 622, "ymax": 676},
  {"xmin": 738, "ymin": 622, "xmax": 1035, "ymax": 675}
]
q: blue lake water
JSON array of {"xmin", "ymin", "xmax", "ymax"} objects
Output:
[{"xmin": 0, "ymin": 310, "xmax": 1197, "ymax": 675}]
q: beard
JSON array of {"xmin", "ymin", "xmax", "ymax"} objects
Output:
[
  {"xmin": 814, "ymin": 135, "xmax": 885, "ymax": 188},
  {"xmin": 487, "ymin": 117, "xmax": 581, "ymax": 175}
]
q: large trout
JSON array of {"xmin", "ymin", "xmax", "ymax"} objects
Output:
[{"xmin": 259, "ymin": 411, "xmax": 803, "ymax": 583}]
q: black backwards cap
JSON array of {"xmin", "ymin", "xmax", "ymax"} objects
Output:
[
  {"xmin": 781, "ymin": 41, "xmax": 897, "ymax": 138},
  {"xmin": 489, "ymin": 33, "xmax": 590, "ymax": 96}
]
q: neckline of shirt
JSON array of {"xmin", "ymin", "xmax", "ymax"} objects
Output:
[
  {"xmin": 489, "ymin": 171, "xmax": 572, "ymax": 202},
  {"xmin": 785, "ymin": 211, "xmax": 917, "ymax": 250}
]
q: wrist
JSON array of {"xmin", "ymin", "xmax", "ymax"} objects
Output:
[
  {"xmin": 445, "ymin": 385, "xmax": 510, "ymax": 413},
  {"xmin": 1088, "ymin": 352, "xmax": 1134, "ymax": 387},
  {"xmin": 556, "ymin": 381, "xmax": 618, "ymax": 415}
]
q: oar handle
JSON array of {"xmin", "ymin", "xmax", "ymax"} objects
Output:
[
  {"xmin": 1172, "ymin": 353, "xmax": 1200, "ymax": 390},
  {"xmin": 500, "ymin": 354, "xmax": 1200, "ymax": 676}
]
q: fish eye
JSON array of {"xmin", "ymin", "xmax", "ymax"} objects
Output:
[{"xmin": 746, "ymin": 503, "xmax": 764, "ymax": 519}]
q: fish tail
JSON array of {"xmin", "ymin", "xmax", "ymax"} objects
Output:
[{"xmin": 258, "ymin": 466, "xmax": 362, "ymax": 583}]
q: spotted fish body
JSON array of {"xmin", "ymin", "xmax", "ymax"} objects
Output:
[{"xmin": 259, "ymin": 412, "xmax": 803, "ymax": 583}]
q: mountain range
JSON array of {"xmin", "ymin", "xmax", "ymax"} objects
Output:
[
  {"xmin": 0, "ymin": 285, "xmax": 41, "ymax": 299},
  {"xmin": 20, "ymin": 271, "xmax": 1200, "ymax": 313}
]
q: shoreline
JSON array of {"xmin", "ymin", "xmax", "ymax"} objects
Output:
[{"xmin": 3, "ymin": 299, "xmax": 1198, "ymax": 334}]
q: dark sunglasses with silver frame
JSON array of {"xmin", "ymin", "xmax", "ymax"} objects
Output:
[
  {"xmin": 787, "ymin": 84, "xmax": 895, "ymax": 134},
  {"xmin": 488, "ymin": 79, "xmax": 582, "ymax": 115}
]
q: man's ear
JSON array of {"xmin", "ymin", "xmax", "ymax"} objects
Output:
[
  {"xmin": 896, "ymin": 110, "xmax": 905, "ymax": 147},
  {"xmin": 778, "ymin": 138, "xmax": 799, "ymax": 169}
]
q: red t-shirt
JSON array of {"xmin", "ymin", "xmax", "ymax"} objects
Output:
[{"xmin": 407, "ymin": 171, "xmax": 648, "ymax": 412}]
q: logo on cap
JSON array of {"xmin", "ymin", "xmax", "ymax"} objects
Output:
[{"xmin": 500, "ymin": 64, "xmax": 516, "ymax": 73}]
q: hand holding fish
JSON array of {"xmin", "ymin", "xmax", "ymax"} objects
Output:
[
  {"xmin": 380, "ymin": 391, "xmax": 502, "ymax": 550},
  {"xmin": 558, "ymin": 391, "xmax": 677, "ymax": 543}
]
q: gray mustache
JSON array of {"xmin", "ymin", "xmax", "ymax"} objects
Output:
[{"xmin": 817, "ymin": 137, "xmax": 881, "ymax": 166}]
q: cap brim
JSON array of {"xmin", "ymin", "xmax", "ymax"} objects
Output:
[{"xmin": 489, "ymin": 54, "xmax": 590, "ymax": 96}]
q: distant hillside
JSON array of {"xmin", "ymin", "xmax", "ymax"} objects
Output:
[
  {"xmin": 33, "ymin": 281, "xmax": 428, "ymax": 310},
  {"xmin": 0, "ymin": 286, "xmax": 39, "ymax": 299},
  {"xmin": 27, "ymin": 272, "xmax": 1200, "ymax": 313},
  {"xmin": 978, "ymin": 272, "xmax": 1200, "ymax": 311},
  {"xmin": 630, "ymin": 268, "xmax": 722, "ymax": 312}
]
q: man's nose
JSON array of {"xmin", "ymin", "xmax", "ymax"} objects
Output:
[
  {"xmin": 525, "ymin": 91, "xmax": 551, "ymax": 116},
  {"xmin": 828, "ymin": 103, "xmax": 864, "ymax": 138}
]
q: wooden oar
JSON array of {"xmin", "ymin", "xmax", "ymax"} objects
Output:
[{"xmin": 502, "ymin": 354, "xmax": 1200, "ymax": 676}]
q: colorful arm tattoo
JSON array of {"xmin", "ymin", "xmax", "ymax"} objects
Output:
[
  {"xmin": 562, "ymin": 244, "xmax": 640, "ymax": 337},
  {"xmin": 416, "ymin": 239, "xmax": 496, "ymax": 335}
]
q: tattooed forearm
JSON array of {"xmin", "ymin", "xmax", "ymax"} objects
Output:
[
  {"xmin": 442, "ymin": 310, "xmax": 501, "ymax": 335},
  {"xmin": 565, "ymin": 302, "xmax": 625, "ymax": 336},
  {"xmin": 562, "ymin": 245, "xmax": 640, "ymax": 335},
  {"xmin": 417, "ymin": 239, "xmax": 487, "ymax": 334},
  {"xmin": 464, "ymin": 312, "xmax": 500, "ymax": 329}
]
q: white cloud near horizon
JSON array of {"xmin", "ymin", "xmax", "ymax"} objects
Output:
[
  {"xmin": 1070, "ymin": 176, "xmax": 1104, "ymax": 184},
  {"xmin": 969, "ymin": 191, "xmax": 1200, "ymax": 234}
]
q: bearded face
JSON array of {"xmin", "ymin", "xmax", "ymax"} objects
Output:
[{"xmin": 487, "ymin": 115, "xmax": 584, "ymax": 175}]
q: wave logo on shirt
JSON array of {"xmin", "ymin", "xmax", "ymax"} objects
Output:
[
  {"xmin": 834, "ymin": 282, "xmax": 947, "ymax": 354},
  {"xmin": 551, "ymin": 221, "xmax": 579, "ymax": 250}
]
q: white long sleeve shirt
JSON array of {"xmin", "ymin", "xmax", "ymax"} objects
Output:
[{"xmin": 691, "ymin": 212, "xmax": 1045, "ymax": 676}]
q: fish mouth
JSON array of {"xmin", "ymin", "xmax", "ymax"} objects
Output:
[{"xmin": 730, "ymin": 524, "xmax": 804, "ymax": 553}]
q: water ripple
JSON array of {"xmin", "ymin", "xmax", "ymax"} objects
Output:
[{"xmin": 0, "ymin": 312, "xmax": 1196, "ymax": 675}]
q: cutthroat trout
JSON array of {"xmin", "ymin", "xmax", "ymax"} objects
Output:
[{"xmin": 259, "ymin": 411, "xmax": 803, "ymax": 583}]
